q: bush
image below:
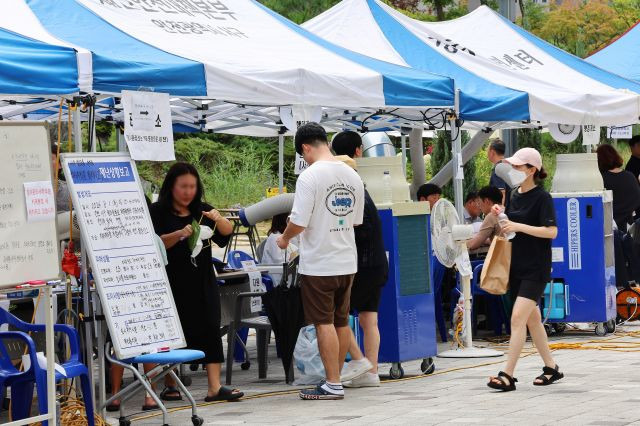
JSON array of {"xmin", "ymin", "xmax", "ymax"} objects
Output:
[{"xmin": 137, "ymin": 136, "xmax": 277, "ymax": 208}]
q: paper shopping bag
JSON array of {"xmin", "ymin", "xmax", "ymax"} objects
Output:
[{"xmin": 480, "ymin": 236, "xmax": 511, "ymax": 295}]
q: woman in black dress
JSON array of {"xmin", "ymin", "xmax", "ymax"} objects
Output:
[
  {"xmin": 486, "ymin": 148, "xmax": 563, "ymax": 392},
  {"xmin": 150, "ymin": 162, "xmax": 243, "ymax": 402}
]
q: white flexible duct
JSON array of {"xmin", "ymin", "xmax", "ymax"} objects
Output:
[{"xmin": 239, "ymin": 193, "xmax": 295, "ymax": 226}]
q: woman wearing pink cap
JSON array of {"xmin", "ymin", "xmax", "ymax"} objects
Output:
[{"xmin": 487, "ymin": 147, "xmax": 563, "ymax": 392}]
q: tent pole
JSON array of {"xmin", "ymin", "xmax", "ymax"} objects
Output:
[
  {"xmin": 72, "ymin": 105, "xmax": 96, "ymax": 412},
  {"xmin": 118, "ymin": 128, "xmax": 126, "ymax": 153},
  {"xmin": 278, "ymin": 133, "xmax": 284, "ymax": 194},
  {"xmin": 401, "ymin": 133, "xmax": 407, "ymax": 177},
  {"xmin": 409, "ymin": 127, "xmax": 425, "ymax": 200},
  {"xmin": 451, "ymin": 90, "xmax": 464, "ymax": 220}
]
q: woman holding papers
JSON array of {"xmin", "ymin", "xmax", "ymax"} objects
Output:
[{"xmin": 150, "ymin": 162, "xmax": 243, "ymax": 402}]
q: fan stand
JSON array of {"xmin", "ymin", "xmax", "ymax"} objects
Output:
[{"xmin": 438, "ymin": 272, "xmax": 503, "ymax": 358}]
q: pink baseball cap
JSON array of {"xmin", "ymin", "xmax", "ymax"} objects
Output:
[{"xmin": 504, "ymin": 147, "xmax": 542, "ymax": 171}]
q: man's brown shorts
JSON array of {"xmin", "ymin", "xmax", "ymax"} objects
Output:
[{"xmin": 300, "ymin": 274, "xmax": 355, "ymax": 327}]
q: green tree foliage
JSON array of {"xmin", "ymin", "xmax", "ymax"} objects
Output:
[
  {"xmin": 258, "ymin": 0, "xmax": 340, "ymax": 23},
  {"xmin": 431, "ymin": 130, "xmax": 475, "ymax": 200}
]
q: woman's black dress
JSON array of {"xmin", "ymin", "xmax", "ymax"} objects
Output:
[{"xmin": 150, "ymin": 202, "xmax": 229, "ymax": 364}]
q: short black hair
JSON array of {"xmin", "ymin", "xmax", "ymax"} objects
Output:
[
  {"xmin": 477, "ymin": 186, "xmax": 502, "ymax": 205},
  {"xmin": 294, "ymin": 122, "xmax": 327, "ymax": 155},
  {"xmin": 489, "ymin": 139, "xmax": 505, "ymax": 156},
  {"xmin": 417, "ymin": 183, "xmax": 442, "ymax": 200},
  {"xmin": 331, "ymin": 131, "xmax": 362, "ymax": 158},
  {"xmin": 464, "ymin": 192, "xmax": 479, "ymax": 204},
  {"xmin": 628, "ymin": 135, "xmax": 640, "ymax": 148}
]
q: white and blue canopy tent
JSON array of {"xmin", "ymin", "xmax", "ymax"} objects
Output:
[
  {"xmin": 304, "ymin": 0, "xmax": 640, "ymax": 127},
  {"xmin": 303, "ymin": 0, "xmax": 640, "ymax": 203},
  {"xmin": 587, "ymin": 21, "xmax": 640, "ymax": 83},
  {"xmin": 0, "ymin": 0, "xmax": 456, "ymax": 135}
]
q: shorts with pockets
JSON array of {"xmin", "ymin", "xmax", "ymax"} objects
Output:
[{"xmin": 300, "ymin": 274, "xmax": 355, "ymax": 327}]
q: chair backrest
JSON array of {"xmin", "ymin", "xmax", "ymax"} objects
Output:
[
  {"xmin": 255, "ymin": 239, "xmax": 267, "ymax": 263},
  {"xmin": 227, "ymin": 250, "xmax": 255, "ymax": 269}
]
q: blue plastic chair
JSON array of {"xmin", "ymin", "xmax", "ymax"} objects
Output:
[
  {"xmin": 451, "ymin": 261, "xmax": 509, "ymax": 336},
  {"xmin": 0, "ymin": 308, "xmax": 94, "ymax": 426},
  {"xmin": 105, "ymin": 344, "xmax": 204, "ymax": 426}
]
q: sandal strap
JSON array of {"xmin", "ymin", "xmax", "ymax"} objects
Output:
[
  {"xmin": 535, "ymin": 374, "xmax": 551, "ymax": 384},
  {"xmin": 542, "ymin": 365, "xmax": 559, "ymax": 376},
  {"xmin": 498, "ymin": 371, "xmax": 518, "ymax": 383}
]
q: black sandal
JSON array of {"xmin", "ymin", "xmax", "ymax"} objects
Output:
[
  {"xmin": 534, "ymin": 365, "xmax": 564, "ymax": 386},
  {"xmin": 160, "ymin": 386, "xmax": 182, "ymax": 401},
  {"xmin": 105, "ymin": 401, "xmax": 120, "ymax": 412},
  {"xmin": 204, "ymin": 386, "xmax": 244, "ymax": 402},
  {"xmin": 487, "ymin": 371, "xmax": 517, "ymax": 392}
]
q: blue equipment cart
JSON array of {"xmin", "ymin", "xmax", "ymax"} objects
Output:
[
  {"xmin": 362, "ymin": 202, "xmax": 437, "ymax": 379},
  {"xmin": 545, "ymin": 191, "xmax": 617, "ymax": 335}
]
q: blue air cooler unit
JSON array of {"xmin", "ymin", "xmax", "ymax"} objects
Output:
[
  {"xmin": 374, "ymin": 202, "xmax": 437, "ymax": 379},
  {"xmin": 544, "ymin": 154, "xmax": 617, "ymax": 335}
]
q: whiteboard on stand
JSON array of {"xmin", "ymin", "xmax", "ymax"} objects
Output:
[
  {"xmin": 0, "ymin": 122, "xmax": 60, "ymax": 288},
  {"xmin": 61, "ymin": 153, "xmax": 185, "ymax": 359}
]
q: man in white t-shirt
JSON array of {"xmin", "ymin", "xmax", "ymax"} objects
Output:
[{"xmin": 277, "ymin": 122, "xmax": 364, "ymax": 400}]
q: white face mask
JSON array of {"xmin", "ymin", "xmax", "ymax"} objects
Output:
[{"xmin": 508, "ymin": 169, "xmax": 528, "ymax": 187}]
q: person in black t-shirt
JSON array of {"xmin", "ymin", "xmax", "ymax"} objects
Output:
[
  {"xmin": 625, "ymin": 135, "xmax": 640, "ymax": 182},
  {"xmin": 598, "ymin": 144, "xmax": 640, "ymax": 231},
  {"xmin": 625, "ymin": 136, "xmax": 640, "ymax": 220},
  {"xmin": 331, "ymin": 131, "xmax": 389, "ymax": 387},
  {"xmin": 487, "ymin": 148, "xmax": 563, "ymax": 392}
]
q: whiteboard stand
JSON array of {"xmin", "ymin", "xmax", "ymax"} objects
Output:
[{"xmin": 2, "ymin": 285, "xmax": 56, "ymax": 426}]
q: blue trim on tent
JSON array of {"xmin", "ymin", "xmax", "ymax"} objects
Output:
[
  {"xmin": 367, "ymin": 0, "xmax": 530, "ymax": 122},
  {"xmin": 26, "ymin": 0, "xmax": 206, "ymax": 96},
  {"xmin": 499, "ymin": 13, "xmax": 640, "ymax": 93},
  {"xmin": 0, "ymin": 28, "xmax": 79, "ymax": 95},
  {"xmin": 587, "ymin": 22, "xmax": 640, "ymax": 83},
  {"xmin": 251, "ymin": 0, "xmax": 455, "ymax": 108}
]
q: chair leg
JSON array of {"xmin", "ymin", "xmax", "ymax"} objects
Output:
[
  {"xmin": 234, "ymin": 328, "xmax": 249, "ymax": 362},
  {"xmin": 257, "ymin": 328, "xmax": 269, "ymax": 379},
  {"xmin": 80, "ymin": 373, "xmax": 95, "ymax": 426},
  {"xmin": 168, "ymin": 369, "xmax": 198, "ymax": 418},
  {"xmin": 434, "ymin": 286, "xmax": 447, "ymax": 342},
  {"xmin": 34, "ymin": 370, "xmax": 50, "ymax": 425},
  {"xmin": 226, "ymin": 321, "xmax": 236, "ymax": 385},
  {"xmin": 9, "ymin": 381, "xmax": 34, "ymax": 421}
]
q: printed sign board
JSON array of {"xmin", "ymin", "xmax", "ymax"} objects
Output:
[{"xmin": 62, "ymin": 153, "xmax": 185, "ymax": 358}]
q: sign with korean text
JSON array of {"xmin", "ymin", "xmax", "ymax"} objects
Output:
[
  {"xmin": 581, "ymin": 125, "xmax": 600, "ymax": 146},
  {"xmin": 122, "ymin": 90, "xmax": 175, "ymax": 161},
  {"xmin": 0, "ymin": 123, "xmax": 60, "ymax": 288},
  {"xmin": 240, "ymin": 260, "xmax": 265, "ymax": 313},
  {"xmin": 62, "ymin": 153, "xmax": 185, "ymax": 358},
  {"xmin": 23, "ymin": 181, "xmax": 55, "ymax": 223},
  {"xmin": 607, "ymin": 126, "xmax": 633, "ymax": 139}
]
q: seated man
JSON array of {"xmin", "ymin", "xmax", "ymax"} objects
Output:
[
  {"xmin": 463, "ymin": 192, "xmax": 482, "ymax": 225},
  {"xmin": 467, "ymin": 186, "xmax": 503, "ymax": 251},
  {"xmin": 417, "ymin": 183, "xmax": 442, "ymax": 208}
]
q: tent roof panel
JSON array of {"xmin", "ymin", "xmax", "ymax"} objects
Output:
[{"xmin": 0, "ymin": 28, "xmax": 79, "ymax": 95}]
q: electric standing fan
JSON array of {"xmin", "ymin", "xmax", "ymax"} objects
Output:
[{"xmin": 431, "ymin": 199, "xmax": 502, "ymax": 358}]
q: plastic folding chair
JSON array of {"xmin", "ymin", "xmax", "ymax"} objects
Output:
[
  {"xmin": 226, "ymin": 250, "xmax": 274, "ymax": 365},
  {"xmin": 104, "ymin": 343, "xmax": 204, "ymax": 426},
  {"xmin": 0, "ymin": 308, "xmax": 94, "ymax": 426}
]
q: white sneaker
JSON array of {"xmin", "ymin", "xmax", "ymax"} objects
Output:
[
  {"xmin": 340, "ymin": 358, "xmax": 373, "ymax": 382},
  {"xmin": 343, "ymin": 372, "xmax": 381, "ymax": 388}
]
